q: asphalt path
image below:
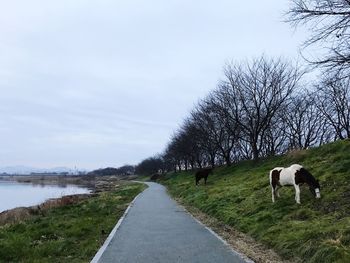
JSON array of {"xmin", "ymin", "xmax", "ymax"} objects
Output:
[{"xmin": 95, "ymin": 182, "xmax": 248, "ymax": 263}]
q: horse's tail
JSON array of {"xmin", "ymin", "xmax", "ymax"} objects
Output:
[{"xmin": 269, "ymin": 169, "xmax": 274, "ymax": 185}]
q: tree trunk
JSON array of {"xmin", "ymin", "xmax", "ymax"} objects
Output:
[
  {"xmin": 252, "ymin": 143, "xmax": 259, "ymax": 160},
  {"xmin": 210, "ymin": 155, "xmax": 215, "ymax": 168},
  {"xmin": 225, "ymin": 154, "xmax": 232, "ymax": 166}
]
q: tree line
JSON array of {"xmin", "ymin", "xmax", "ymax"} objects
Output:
[
  {"xmin": 88, "ymin": 165, "xmax": 135, "ymax": 176},
  {"xmin": 135, "ymin": 0, "xmax": 350, "ymax": 175}
]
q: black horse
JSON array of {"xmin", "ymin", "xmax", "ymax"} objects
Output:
[{"xmin": 195, "ymin": 168, "xmax": 213, "ymax": 185}]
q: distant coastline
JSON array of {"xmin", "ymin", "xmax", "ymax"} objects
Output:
[
  {"xmin": 0, "ymin": 174, "xmax": 135, "ymax": 217},
  {"xmin": 0, "ymin": 174, "xmax": 94, "ymax": 187}
]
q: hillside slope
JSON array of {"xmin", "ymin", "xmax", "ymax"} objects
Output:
[{"xmin": 162, "ymin": 140, "xmax": 350, "ymax": 262}]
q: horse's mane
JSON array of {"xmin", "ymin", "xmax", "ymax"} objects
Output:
[{"xmin": 300, "ymin": 168, "xmax": 319, "ymax": 188}]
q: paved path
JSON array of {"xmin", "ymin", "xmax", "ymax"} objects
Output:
[{"xmin": 95, "ymin": 182, "xmax": 248, "ymax": 263}]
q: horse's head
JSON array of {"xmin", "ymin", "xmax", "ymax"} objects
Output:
[{"xmin": 309, "ymin": 180, "xmax": 321, "ymax": 199}]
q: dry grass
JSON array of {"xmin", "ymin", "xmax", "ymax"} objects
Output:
[{"xmin": 0, "ymin": 194, "xmax": 90, "ymax": 225}]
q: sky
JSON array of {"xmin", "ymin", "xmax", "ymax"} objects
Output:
[{"xmin": 0, "ymin": 0, "xmax": 310, "ymax": 170}]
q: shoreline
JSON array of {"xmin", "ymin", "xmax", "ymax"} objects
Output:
[
  {"xmin": 0, "ymin": 175, "xmax": 129, "ymax": 226},
  {"xmin": 0, "ymin": 193, "xmax": 92, "ymax": 225},
  {"xmin": 0, "ymin": 181, "xmax": 146, "ymax": 262}
]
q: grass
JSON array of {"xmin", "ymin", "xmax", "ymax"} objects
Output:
[
  {"xmin": 162, "ymin": 139, "xmax": 350, "ymax": 262},
  {"xmin": 135, "ymin": 175, "xmax": 151, "ymax": 182},
  {"xmin": 0, "ymin": 182, "xmax": 146, "ymax": 262}
]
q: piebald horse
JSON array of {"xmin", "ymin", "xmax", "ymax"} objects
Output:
[{"xmin": 269, "ymin": 164, "xmax": 320, "ymax": 204}]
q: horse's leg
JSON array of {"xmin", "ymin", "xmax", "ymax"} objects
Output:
[
  {"xmin": 204, "ymin": 176, "xmax": 207, "ymax": 185},
  {"xmin": 275, "ymin": 186, "xmax": 280, "ymax": 198},
  {"xmin": 271, "ymin": 187, "xmax": 276, "ymax": 203},
  {"xmin": 294, "ymin": 184, "xmax": 301, "ymax": 204}
]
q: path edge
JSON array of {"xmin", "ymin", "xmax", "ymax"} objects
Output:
[
  {"xmin": 166, "ymin": 187, "xmax": 255, "ymax": 263},
  {"xmin": 90, "ymin": 186, "xmax": 145, "ymax": 263},
  {"xmin": 184, "ymin": 207, "xmax": 255, "ymax": 263}
]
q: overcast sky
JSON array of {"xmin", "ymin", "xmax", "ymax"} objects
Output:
[{"xmin": 0, "ymin": 1, "xmax": 309, "ymax": 170}]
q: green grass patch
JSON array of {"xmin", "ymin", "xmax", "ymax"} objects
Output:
[
  {"xmin": 162, "ymin": 140, "xmax": 350, "ymax": 262},
  {"xmin": 0, "ymin": 182, "xmax": 146, "ymax": 262}
]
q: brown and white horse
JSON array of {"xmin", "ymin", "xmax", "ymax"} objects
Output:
[{"xmin": 269, "ymin": 164, "xmax": 320, "ymax": 204}]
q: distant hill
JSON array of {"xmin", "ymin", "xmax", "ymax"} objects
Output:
[{"xmin": 88, "ymin": 165, "xmax": 135, "ymax": 176}]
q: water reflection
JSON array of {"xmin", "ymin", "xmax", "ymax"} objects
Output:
[{"xmin": 0, "ymin": 180, "xmax": 90, "ymax": 212}]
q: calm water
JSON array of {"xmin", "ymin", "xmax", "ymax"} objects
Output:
[{"xmin": 0, "ymin": 180, "xmax": 90, "ymax": 212}]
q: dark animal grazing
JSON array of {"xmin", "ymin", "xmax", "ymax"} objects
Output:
[
  {"xmin": 269, "ymin": 164, "xmax": 321, "ymax": 204},
  {"xmin": 150, "ymin": 173, "xmax": 162, "ymax": 181},
  {"xmin": 195, "ymin": 168, "xmax": 213, "ymax": 185}
]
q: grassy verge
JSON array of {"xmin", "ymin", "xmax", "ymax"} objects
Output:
[
  {"xmin": 134, "ymin": 175, "xmax": 150, "ymax": 182},
  {"xmin": 0, "ymin": 182, "xmax": 146, "ymax": 262},
  {"xmin": 162, "ymin": 140, "xmax": 350, "ymax": 263}
]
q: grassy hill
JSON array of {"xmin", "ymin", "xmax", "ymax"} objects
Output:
[{"xmin": 162, "ymin": 139, "xmax": 350, "ymax": 262}]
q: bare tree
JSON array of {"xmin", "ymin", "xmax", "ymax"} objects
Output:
[
  {"xmin": 282, "ymin": 91, "xmax": 327, "ymax": 149},
  {"xmin": 195, "ymin": 96, "xmax": 240, "ymax": 166},
  {"xmin": 181, "ymin": 119, "xmax": 207, "ymax": 169},
  {"xmin": 288, "ymin": 0, "xmax": 350, "ymax": 77},
  {"xmin": 135, "ymin": 155, "xmax": 164, "ymax": 175},
  {"xmin": 163, "ymin": 142, "xmax": 180, "ymax": 173},
  {"xmin": 169, "ymin": 131, "xmax": 192, "ymax": 171},
  {"xmin": 262, "ymin": 114, "xmax": 289, "ymax": 156},
  {"xmin": 218, "ymin": 57, "xmax": 302, "ymax": 160},
  {"xmin": 190, "ymin": 105, "xmax": 219, "ymax": 168},
  {"xmin": 315, "ymin": 77, "xmax": 350, "ymax": 139}
]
